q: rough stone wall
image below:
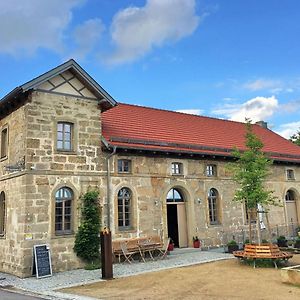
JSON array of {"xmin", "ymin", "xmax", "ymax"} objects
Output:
[
  {"xmin": 0, "ymin": 174, "xmax": 27, "ymax": 277},
  {"xmin": 0, "ymin": 106, "xmax": 27, "ymax": 277},
  {"xmin": 19, "ymin": 91, "xmax": 105, "ymax": 276},
  {"xmin": 109, "ymin": 153, "xmax": 300, "ymax": 247},
  {"xmin": 0, "ymin": 90, "xmax": 106, "ymax": 277},
  {"xmin": 25, "ymin": 91, "xmax": 104, "ymax": 172},
  {"xmin": 0, "ymin": 106, "xmax": 26, "ymax": 176}
]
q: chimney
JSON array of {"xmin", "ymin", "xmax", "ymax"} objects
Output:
[{"xmin": 255, "ymin": 121, "xmax": 268, "ymax": 129}]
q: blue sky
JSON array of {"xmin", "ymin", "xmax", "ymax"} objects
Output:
[{"xmin": 0, "ymin": 0, "xmax": 300, "ymax": 138}]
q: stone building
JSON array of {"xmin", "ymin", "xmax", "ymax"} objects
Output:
[{"xmin": 0, "ymin": 60, "xmax": 299, "ymax": 277}]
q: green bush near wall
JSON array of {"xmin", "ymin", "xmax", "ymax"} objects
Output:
[{"xmin": 74, "ymin": 190, "xmax": 101, "ymax": 263}]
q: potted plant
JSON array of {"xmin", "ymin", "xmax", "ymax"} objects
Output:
[
  {"xmin": 193, "ymin": 236, "xmax": 201, "ymax": 248},
  {"xmin": 227, "ymin": 240, "xmax": 239, "ymax": 253},
  {"xmin": 167, "ymin": 238, "xmax": 174, "ymax": 251},
  {"xmin": 277, "ymin": 236, "xmax": 288, "ymax": 248},
  {"xmin": 294, "ymin": 237, "xmax": 300, "ymax": 249}
]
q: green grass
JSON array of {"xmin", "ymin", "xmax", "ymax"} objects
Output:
[{"xmin": 84, "ymin": 259, "xmax": 101, "ymax": 270}]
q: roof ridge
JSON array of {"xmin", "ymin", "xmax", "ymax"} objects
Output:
[{"xmin": 116, "ymin": 102, "xmax": 256, "ymax": 127}]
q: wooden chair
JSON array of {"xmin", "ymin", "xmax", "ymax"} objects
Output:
[
  {"xmin": 112, "ymin": 240, "xmax": 123, "ymax": 263},
  {"xmin": 157, "ymin": 237, "xmax": 171, "ymax": 260},
  {"xmin": 120, "ymin": 242, "xmax": 139, "ymax": 264}
]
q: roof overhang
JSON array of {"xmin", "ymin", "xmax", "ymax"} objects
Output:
[
  {"xmin": 102, "ymin": 137, "xmax": 300, "ymax": 165},
  {"xmin": 0, "ymin": 59, "xmax": 117, "ymax": 119}
]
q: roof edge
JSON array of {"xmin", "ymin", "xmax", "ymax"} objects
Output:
[{"xmin": 0, "ymin": 59, "xmax": 117, "ymax": 110}]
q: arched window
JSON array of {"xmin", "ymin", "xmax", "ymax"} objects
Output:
[
  {"xmin": 208, "ymin": 188, "xmax": 220, "ymax": 225},
  {"xmin": 118, "ymin": 188, "xmax": 132, "ymax": 230},
  {"xmin": 167, "ymin": 188, "xmax": 184, "ymax": 202},
  {"xmin": 55, "ymin": 187, "xmax": 73, "ymax": 235},
  {"xmin": 0, "ymin": 192, "xmax": 6, "ymax": 236},
  {"xmin": 285, "ymin": 190, "xmax": 296, "ymax": 202},
  {"xmin": 285, "ymin": 189, "xmax": 299, "ymax": 226}
]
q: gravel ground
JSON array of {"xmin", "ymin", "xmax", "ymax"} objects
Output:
[{"xmin": 0, "ymin": 248, "xmax": 233, "ymax": 300}]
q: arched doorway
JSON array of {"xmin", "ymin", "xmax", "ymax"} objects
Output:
[
  {"xmin": 166, "ymin": 188, "xmax": 188, "ymax": 248},
  {"xmin": 285, "ymin": 189, "xmax": 299, "ymax": 229}
]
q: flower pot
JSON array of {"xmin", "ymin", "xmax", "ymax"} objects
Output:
[
  {"xmin": 228, "ymin": 244, "xmax": 239, "ymax": 253},
  {"xmin": 193, "ymin": 240, "xmax": 201, "ymax": 248},
  {"xmin": 168, "ymin": 243, "xmax": 174, "ymax": 251},
  {"xmin": 277, "ymin": 240, "xmax": 288, "ymax": 247},
  {"xmin": 294, "ymin": 241, "xmax": 300, "ymax": 249}
]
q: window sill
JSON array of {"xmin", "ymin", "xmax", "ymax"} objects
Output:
[
  {"xmin": 117, "ymin": 228, "xmax": 135, "ymax": 233},
  {"xmin": 287, "ymin": 178, "xmax": 295, "ymax": 181},
  {"xmin": 54, "ymin": 150, "xmax": 77, "ymax": 155},
  {"xmin": 53, "ymin": 233, "xmax": 75, "ymax": 239},
  {"xmin": 171, "ymin": 174, "xmax": 184, "ymax": 177}
]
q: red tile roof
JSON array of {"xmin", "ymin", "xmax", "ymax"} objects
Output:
[{"xmin": 102, "ymin": 103, "xmax": 300, "ymax": 163}]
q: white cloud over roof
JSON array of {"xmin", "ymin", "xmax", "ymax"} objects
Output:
[
  {"xmin": 276, "ymin": 121, "xmax": 300, "ymax": 139},
  {"xmin": 107, "ymin": 0, "xmax": 200, "ymax": 64},
  {"xmin": 213, "ymin": 96, "xmax": 279, "ymax": 122}
]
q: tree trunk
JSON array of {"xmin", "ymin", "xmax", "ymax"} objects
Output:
[
  {"xmin": 248, "ymin": 211, "xmax": 252, "ymax": 243},
  {"xmin": 256, "ymin": 209, "xmax": 262, "ymax": 245}
]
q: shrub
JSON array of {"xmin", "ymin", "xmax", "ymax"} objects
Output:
[
  {"xmin": 74, "ymin": 190, "xmax": 101, "ymax": 262},
  {"xmin": 227, "ymin": 240, "xmax": 237, "ymax": 246}
]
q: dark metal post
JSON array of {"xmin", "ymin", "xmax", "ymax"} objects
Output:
[{"xmin": 101, "ymin": 230, "xmax": 113, "ymax": 279}]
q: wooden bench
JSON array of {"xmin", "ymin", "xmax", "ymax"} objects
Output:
[
  {"xmin": 233, "ymin": 244, "xmax": 293, "ymax": 268},
  {"xmin": 112, "ymin": 236, "xmax": 163, "ymax": 263}
]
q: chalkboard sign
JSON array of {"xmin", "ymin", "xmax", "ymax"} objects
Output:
[{"xmin": 33, "ymin": 244, "xmax": 52, "ymax": 279}]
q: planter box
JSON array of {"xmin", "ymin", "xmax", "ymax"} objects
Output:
[{"xmin": 281, "ymin": 265, "xmax": 300, "ymax": 285}]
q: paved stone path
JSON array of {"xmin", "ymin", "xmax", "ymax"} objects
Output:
[{"xmin": 0, "ymin": 249, "xmax": 233, "ymax": 300}]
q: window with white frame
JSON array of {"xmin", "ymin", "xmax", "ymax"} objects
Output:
[
  {"xmin": 55, "ymin": 187, "xmax": 73, "ymax": 235},
  {"xmin": 171, "ymin": 162, "xmax": 183, "ymax": 175},
  {"xmin": 57, "ymin": 122, "xmax": 73, "ymax": 151},
  {"xmin": 208, "ymin": 188, "xmax": 220, "ymax": 225},
  {"xmin": 118, "ymin": 159, "xmax": 131, "ymax": 173},
  {"xmin": 286, "ymin": 169, "xmax": 295, "ymax": 180},
  {"xmin": 117, "ymin": 187, "xmax": 132, "ymax": 230},
  {"xmin": 206, "ymin": 164, "xmax": 217, "ymax": 177},
  {"xmin": 0, "ymin": 127, "xmax": 8, "ymax": 159}
]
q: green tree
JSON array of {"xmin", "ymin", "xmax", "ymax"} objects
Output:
[
  {"xmin": 290, "ymin": 129, "xmax": 300, "ymax": 146},
  {"xmin": 74, "ymin": 190, "xmax": 101, "ymax": 262},
  {"xmin": 229, "ymin": 121, "xmax": 277, "ymax": 244}
]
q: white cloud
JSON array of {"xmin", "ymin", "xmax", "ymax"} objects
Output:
[
  {"xmin": 107, "ymin": 0, "xmax": 200, "ymax": 65},
  {"xmin": 276, "ymin": 121, "xmax": 300, "ymax": 139},
  {"xmin": 0, "ymin": 0, "xmax": 84, "ymax": 55},
  {"xmin": 243, "ymin": 79, "xmax": 282, "ymax": 92},
  {"xmin": 176, "ymin": 109, "xmax": 203, "ymax": 115},
  {"xmin": 213, "ymin": 96, "xmax": 279, "ymax": 122},
  {"xmin": 71, "ymin": 19, "xmax": 105, "ymax": 60},
  {"xmin": 280, "ymin": 100, "xmax": 300, "ymax": 113}
]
